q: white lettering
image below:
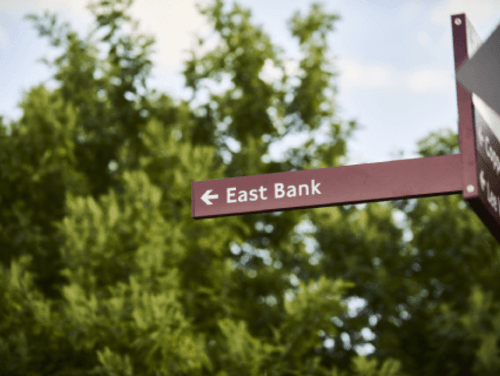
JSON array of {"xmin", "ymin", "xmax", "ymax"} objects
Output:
[
  {"xmin": 249, "ymin": 189, "xmax": 258, "ymax": 201},
  {"xmin": 299, "ymin": 184, "xmax": 309, "ymax": 196},
  {"xmin": 259, "ymin": 186, "xmax": 268, "ymax": 200},
  {"xmin": 287, "ymin": 185, "xmax": 297, "ymax": 197},
  {"xmin": 227, "ymin": 188, "xmax": 237, "ymax": 203},
  {"xmin": 485, "ymin": 136, "xmax": 500, "ymax": 175},
  {"xmin": 275, "ymin": 183, "xmax": 285, "ymax": 199},
  {"xmin": 311, "ymin": 180, "xmax": 321, "ymax": 195},
  {"xmin": 486, "ymin": 180, "xmax": 499, "ymax": 213},
  {"xmin": 238, "ymin": 190, "xmax": 248, "ymax": 202},
  {"xmin": 275, "ymin": 180, "xmax": 322, "ymax": 199}
]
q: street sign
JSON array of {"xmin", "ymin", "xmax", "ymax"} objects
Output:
[
  {"xmin": 456, "ymin": 22, "xmax": 500, "ymax": 117},
  {"xmin": 452, "ymin": 14, "xmax": 500, "ymax": 242},
  {"xmin": 191, "ymin": 13, "xmax": 500, "ymax": 244},
  {"xmin": 192, "ymin": 155, "xmax": 462, "ymax": 219}
]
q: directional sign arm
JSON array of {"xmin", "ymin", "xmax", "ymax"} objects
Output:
[{"xmin": 192, "ymin": 154, "xmax": 463, "ymax": 219}]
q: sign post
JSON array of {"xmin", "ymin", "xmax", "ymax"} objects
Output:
[
  {"xmin": 452, "ymin": 14, "xmax": 500, "ymax": 242},
  {"xmin": 192, "ymin": 14, "xmax": 500, "ymax": 244}
]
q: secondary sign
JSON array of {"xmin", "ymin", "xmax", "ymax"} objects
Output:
[{"xmin": 456, "ymin": 22, "xmax": 500, "ymax": 117}]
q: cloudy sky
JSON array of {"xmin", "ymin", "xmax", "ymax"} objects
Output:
[{"xmin": 1, "ymin": 0, "xmax": 500, "ymax": 164}]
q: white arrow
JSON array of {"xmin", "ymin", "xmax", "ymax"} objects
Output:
[
  {"xmin": 480, "ymin": 170, "xmax": 486, "ymax": 191},
  {"xmin": 201, "ymin": 190, "xmax": 219, "ymax": 205}
]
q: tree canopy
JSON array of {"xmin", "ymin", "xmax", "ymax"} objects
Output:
[{"xmin": 1, "ymin": 1, "xmax": 499, "ymax": 375}]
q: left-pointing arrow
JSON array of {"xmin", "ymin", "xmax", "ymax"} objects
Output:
[{"xmin": 201, "ymin": 189, "xmax": 219, "ymax": 205}]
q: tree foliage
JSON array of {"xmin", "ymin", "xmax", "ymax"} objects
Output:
[{"xmin": 1, "ymin": 0, "xmax": 499, "ymax": 375}]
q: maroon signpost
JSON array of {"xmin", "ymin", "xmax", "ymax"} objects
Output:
[
  {"xmin": 452, "ymin": 14, "xmax": 500, "ymax": 243},
  {"xmin": 192, "ymin": 14, "xmax": 500, "ymax": 244}
]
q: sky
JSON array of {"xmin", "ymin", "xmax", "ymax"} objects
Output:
[{"xmin": 1, "ymin": 0, "xmax": 500, "ymax": 164}]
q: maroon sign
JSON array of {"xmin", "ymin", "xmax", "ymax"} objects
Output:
[
  {"xmin": 191, "ymin": 13, "xmax": 500, "ymax": 245},
  {"xmin": 452, "ymin": 14, "xmax": 500, "ymax": 242},
  {"xmin": 192, "ymin": 155, "xmax": 462, "ymax": 219}
]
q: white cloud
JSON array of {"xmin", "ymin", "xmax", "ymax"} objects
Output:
[
  {"xmin": 430, "ymin": 0, "xmax": 500, "ymax": 26},
  {"xmin": 0, "ymin": 0, "xmax": 88, "ymax": 14},
  {"xmin": 0, "ymin": 26, "xmax": 8, "ymax": 48},
  {"xmin": 1, "ymin": 0, "xmax": 92, "ymax": 39},
  {"xmin": 1, "ymin": 0, "xmax": 206, "ymax": 70},
  {"xmin": 130, "ymin": 0, "xmax": 206, "ymax": 70},
  {"xmin": 338, "ymin": 57, "xmax": 453, "ymax": 96},
  {"xmin": 406, "ymin": 67, "xmax": 454, "ymax": 95},
  {"xmin": 338, "ymin": 57, "xmax": 400, "ymax": 93}
]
